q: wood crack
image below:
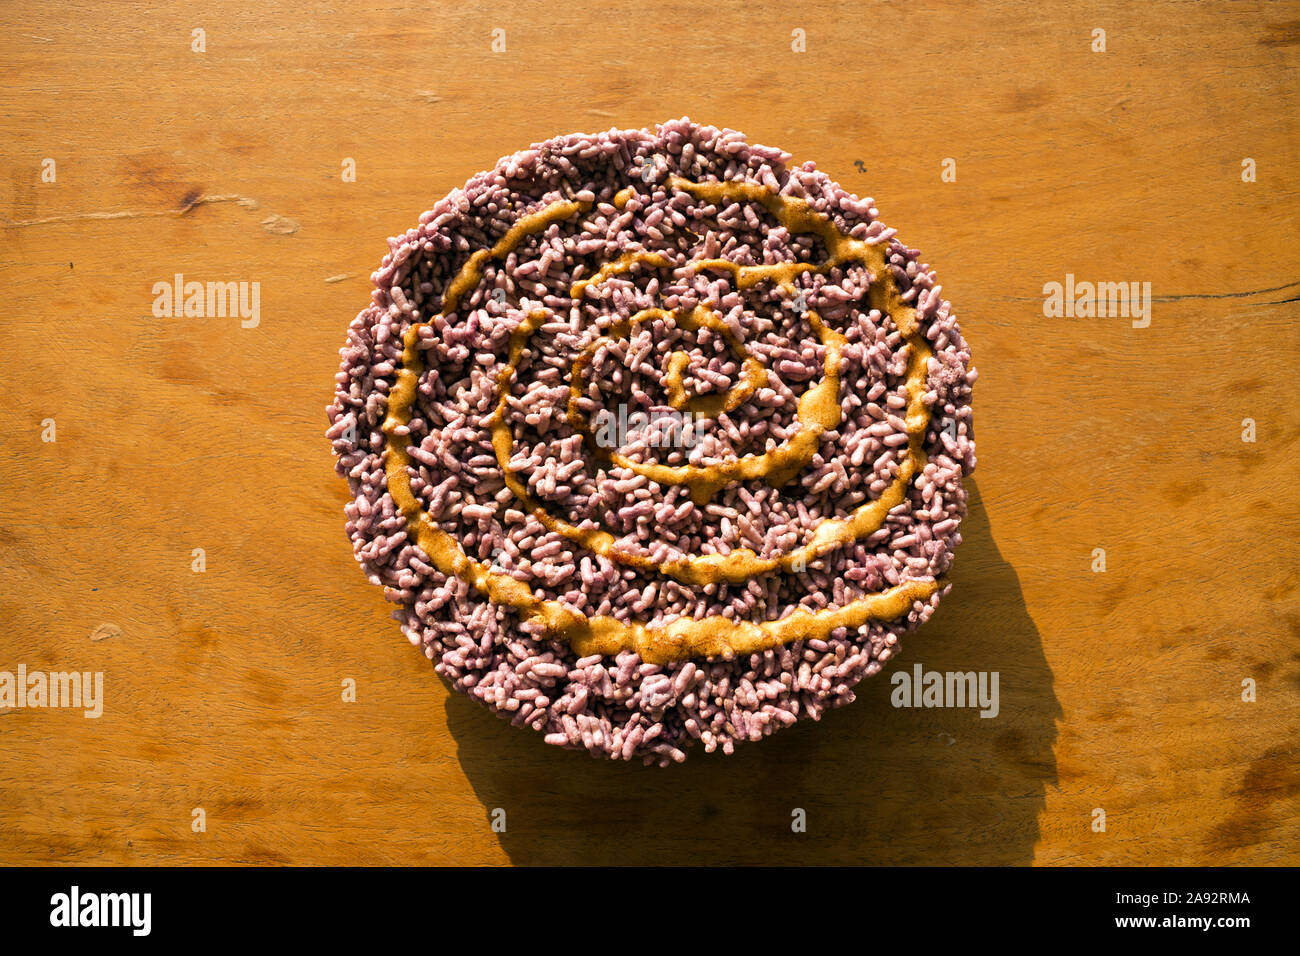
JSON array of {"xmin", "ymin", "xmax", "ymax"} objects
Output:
[{"xmin": 1, "ymin": 194, "xmax": 261, "ymax": 229}]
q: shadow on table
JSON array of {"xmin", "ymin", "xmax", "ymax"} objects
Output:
[{"xmin": 446, "ymin": 478, "xmax": 1060, "ymax": 864}]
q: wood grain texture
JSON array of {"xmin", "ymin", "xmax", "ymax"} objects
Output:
[{"xmin": 1, "ymin": 0, "xmax": 1297, "ymax": 866}]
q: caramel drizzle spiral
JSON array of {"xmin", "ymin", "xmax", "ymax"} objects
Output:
[{"xmin": 380, "ymin": 176, "xmax": 941, "ymax": 664}]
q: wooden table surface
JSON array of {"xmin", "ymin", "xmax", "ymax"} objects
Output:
[{"xmin": 1, "ymin": 0, "xmax": 1297, "ymax": 866}]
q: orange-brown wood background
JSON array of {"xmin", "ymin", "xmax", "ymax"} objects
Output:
[{"xmin": 1, "ymin": 0, "xmax": 1297, "ymax": 866}]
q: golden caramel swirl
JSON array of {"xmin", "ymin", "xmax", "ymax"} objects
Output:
[{"xmin": 380, "ymin": 176, "xmax": 940, "ymax": 664}]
